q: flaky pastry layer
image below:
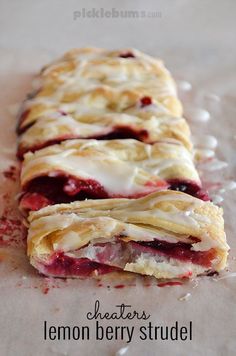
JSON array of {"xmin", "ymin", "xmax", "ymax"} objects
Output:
[
  {"xmin": 27, "ymin": 191, "xmax": 228, "ymax": 279},
  {"xmin": 17, "ymin": 48, "xmax": 182, "ymax": 132},
  {"xmin": 18, "ymin": 112, "xmax": 191, "ymax": 157},
  {"xmin": 19, "ymin": 139, "xmax": 202, "ymax": 214}
]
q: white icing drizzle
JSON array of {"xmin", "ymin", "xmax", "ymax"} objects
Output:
[
  {"xmin": 202, "ymin": 159, "xmax": 228, "ymax": 171},
  {"xmin": 209, "ymin": 181, "xmax": 236, "ymax": 205},
  {"xmin": 21, "ymin": 48, "xmax": 182, "ymax": 133},
  {"xmin": 20, "ymin": 112, "xmax": 188, "ymax": 148},
  {"xmin": 138, "ymin": 102, "xmax": 169, "ymax": 114},
  {"xmin": 204, "ymin": 93, "xmax": 221, "ymax": 102},
  {"xmin": 193, "ymin": 135, "xmax": 218, "ymax": 161},
  {"xmin": 21, "ymin": 115, "xmax": 112, "ymax": 146},
  {"xmin": 195, "ymin": 148, "xmax": 215, "ymax": 160},
  {"xmin": 23, "ymin": 150, "xmax": 147, "ymax": 196},
  {"xmin": 193, "ymin": 135, "xmax": 218, "ymax": 149},
  {"xmin": 185, "ymin": 107, "xmax": 210, "ymax": 122},
  {"xmin": 177, "ymin": 80, "xmax": 192, "ymax": 91},
  {"xmin": 96, "ymin": 192, "xmax": 213, "ymax": 232},
  {"xmin": 211, "ymin": 194, "xmax": 224, "ymax": 204},
  {"xmin": 24, "ymin": 79, "xmax": 174, "ymax": 114}
]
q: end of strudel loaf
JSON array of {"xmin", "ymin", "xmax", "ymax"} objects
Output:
[{"xmin": 27, "ymin": 191, "xmax": 229, "ymax": 280}]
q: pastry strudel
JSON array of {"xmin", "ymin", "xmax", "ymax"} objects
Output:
[
  {"xmin": 17, "ymin": 48, "xmax": 182, "ymax": 133},
  {"xmin": 27, "ymin": 191, "xmax": 229, "ymax": 279},
  {"xmin": 19, "ymin": 139, "xmax": 209, "ymax": 214},
  {"xmin": 16, "ymin": 47, "xmax": 228, "ymax": 281}
]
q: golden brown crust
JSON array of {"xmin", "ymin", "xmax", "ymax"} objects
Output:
[
  {"xmin": 18, "ymin": 112, "xmax": 192, "ymax": 155},
  {"xmin": 18, "ymin": 48, "xmax": 183, "ymax": 132}
]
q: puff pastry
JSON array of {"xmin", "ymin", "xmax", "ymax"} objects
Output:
[
  {"xmin": 19, "ymin": 139, "xmax": 208, "ymax": 214},
  {"xmin": 17, "ymin": 48, "xmax": 182, "ymax": 133},
  {"xmin": 27, "ymin": 191, "xmax": 229, "ymax": 279},
  {"xmin": 17, "ymin": 112, "xmax": 192, "ymax": 158}
]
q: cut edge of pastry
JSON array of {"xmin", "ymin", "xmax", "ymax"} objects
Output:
[{"xmin": 27, "ymin": 191, "xmax": 229, "ymax": 280}]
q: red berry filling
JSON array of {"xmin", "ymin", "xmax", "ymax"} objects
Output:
[
  {"xmin": 20, "ymin": 175, "xmax": 109, "ymax": 212},
  {"xmin": 135, "ymin": 240, "xmax": 215, "ymax": 267},
  {"xmin": 119, "ymin": 52, "xmax": 135, "ymax": 58},
  {"xmin": 43, "ymin": 255, "xmax": 120, "ymax": 277},
  {"xmin": 41, "ymin": 238, "xmax": 216, "ymax": 278},
  {"xmin": 140, "ymin": 96, "xmax": 152, "ymax": 107},
  {"xmin": 20, "ymin": 173, "xmax": 170, "ymax": 212},
  {"xmin": 20, "ymin": 176, "xmax": 209, "ymax": 213},
  {"xmin": 168, "ymin": 179, "xmax": 210, "ymax": 201},
  {"xmin": 20, "ymin": 193, "xmax": 52, "ymax": 211}
]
